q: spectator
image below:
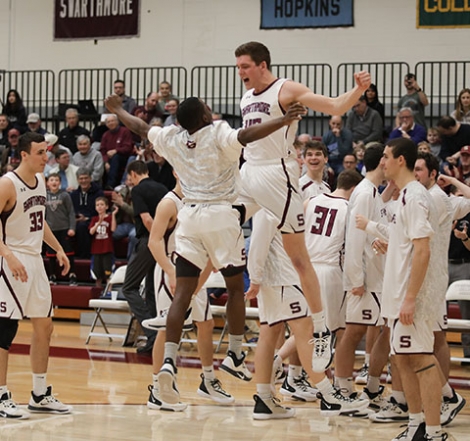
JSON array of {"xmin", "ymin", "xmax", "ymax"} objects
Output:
[
  {"xmin": 45, "ymin": 173, "xmax": 77, "ymax": 285},
  {"xmin": 346, "ymin": 96, "xmax": 383, "ymax": 146},
  {"xmin": 388, "ymin": 107, "xmax": 427, "ymax": 145},
  {"xmin": 0, "ymin": 114, "xmax": 12, "ymax": 151},
  {"xmin": 111, "ymin": 175, "xmax": 136, "ymax": 260},
  {"xmin": 90, "ymin": 115, "xmax": 110, "ymax": 151},
  {"xmin": 397, "ymin": 73, "xmax": 429, "ymax": 129},
  {"xmin": 72, "ymin": 135, "xmax": 104, "ymax": 184},
  {"xmin": 297, "ymin": 133, "xmax": 312, "ymax": 146},
  {"xmin": 451, "ymin": 88, "xmax": 470, "ymax": 125},
  {"xmin": 89, "ymin": 196, "xmax": 117, "ymax": 288},
  {"xmin": 147, "ymin": 150, "xmax": 176, "ymax": 190},
  {"xmin": 58, "ymin": 108, "xmax": 90, "ymax": 154},
  {"xmin": 1, "ymin": 89, "xmax": 27, "ymax": 133},
  {"xmin": 427, "ymin": 126, "xmax": 443, "ymax": 159},
  {"xmin": 100, "ymin": 114, "xmax": 134, "ymax": 189},
  {"xmin": 418, "ymin": 141, "xmax": 432, "ymax": 154},
  {"xmin": 48, "ymin": 149, "xmax": 79, "ymax": 191},
  {"xmin": 354, "ymin": 143, "xmax": 366, "ymax": 175},
  {"xmin": 113, "ymin": 79, "xmax": 136, "ymax": 115},
  {"xmin": 1, "ymin": 128, "xmax": 21, "ymax": 174},
  {"xmin": 364, "ymin": 83, "xmax": 385, "ymax": 124},
  {"xmin": 70, "ymin": 168, "xmax": 104, "ymax": 258},
  {"xmin": 132, "ymin": 92, "xmax": 163, "ymax": 125},
  {"xmin": 437, "ymin": 116, "xmax": 470, "ymax": 165},
  {"xmin": 157, "ymin": 81, "xmax": 178, "ymax": 115},
  {"xmin": 342, "ymin": 153, "xmax": 359, "ymax": 173},
  {"xmin": 26, "ymin": 113, "xmax": 48, "ymax": 135},
  {"xmin": 322, "ymin": 115, "xmax": 353, "ymax": 175},
  {"xmin": 163, "ymin": 98, "xmax": 179, "ymax": 127}
]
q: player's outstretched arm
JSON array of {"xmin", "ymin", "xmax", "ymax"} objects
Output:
[
  {"xmin": 104, "ymin": 94, "xmax": 150, "ymax": 140},
  {"xmin": 237, "ymin": 102, "xmax": 306, "ymax": 146}
]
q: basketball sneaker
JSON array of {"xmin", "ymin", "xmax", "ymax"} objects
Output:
[
  {"xmin": 271, "ymin": 355, "xmax": 286, "ymax": 385},
  {"xmin": 369, "ymin": 396, "xmax": 409, "ymax": 423},
  {"xmin": 220, "ymin": 351, "xmax": 252, "ymax": 381},
  {"xmin": 317, "ymin": 388, "xmax": 369, "ymax": 417},
  {"xmin": 355, "ymin": 363, "xmax": 369, "ymax": 385},
  {"xmin": 310, "ymin": 328, "xmax": 333, "ymax": 373},
  {"xmin": 279, "ymin": 375, "xmax": 318, "ymax": 402},
  {"xmin": 392, "ymin": 422, "xmax": 425, "ymax": 441},
  {"xmin": 423, "ymin": 431, "xmax": 449, "ymax": 441},
  {"xmin": 359, "ymin": 385, "xmax": 386, "ymax": 411},
  {"xmin": 252, "ymin": 394, "xmax": 295, "ymax": 420},
  {"xmin": 147, "ymin": 385, "xmax": 187, "ymax": 412},
  {"xmin": 440, "ymin": 388, "xmax": 466, "ymax": 426},
  {"xmin": 197, "ymin": 374, "xmax": 234, "ymax": 404},
  {"xmin": 142, "ymin": 307, "xmax": 193, "ymax": 331},
  {"xmin": 0, "ymin": 391, "xmax": 30, "ymax": 419},
  {"xmin": 28, "ymin": 386, "xmax": 73, "ymax": 414},
  {"xmin": 157, "ymin": 358, "xmax": 181, "ymax": 405}
]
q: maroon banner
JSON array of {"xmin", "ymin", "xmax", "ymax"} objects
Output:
[{"xmin": 54, "ymin": 0, "xmax": 140, "ymax": 40}]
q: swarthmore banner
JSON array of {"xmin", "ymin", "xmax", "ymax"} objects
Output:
[{"xmin": 54, "ymin": 0, "xmax": 140, "ymax": 40}]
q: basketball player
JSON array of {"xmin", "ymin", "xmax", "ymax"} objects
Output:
[
  {"xmin": 144, "ymin": 175, "xmax": 234, "ymax": 411},
  {"xmin": 299, "ymin": 140, "xmax": 331, "ymax": 201},
  {"xmin": 235, "ymin": 41, "xmax": 371, "ymax": 369},
  {"xmin": 0, "ymin": 132, "xmax": 72, "ymax": 419},
  {"xmin": 105, "ymin": 93, "xmax": 306, "ymax": 406}
]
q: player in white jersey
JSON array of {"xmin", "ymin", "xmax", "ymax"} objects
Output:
[
  {"xmin": 299, "ymin": 141, "xmax": 331, "ymax": 201},
  {"xmin": 143, "ymin": 178, "xmax": 234, "ymax": 411},
  {"xmin": 105, "ymin": 94, "xmax": 306, "ymax": 407},
  {"xmin": 235, "ymin": 41, "xmax": 371, "ymax": 369},
  {"xmin": 248, "ymin": 209, "xmax": 368, "ymax": 420},
  {"xmin": 0, "ymin": 132, "xmax": 72, "ymax": 419},
  {"xmin": 334, "ymin": 144, "xmax": 391, "ymax": 408},
  {"xmin": 381, "ymin": 138, "xmax": 447, "ymax": 441}
]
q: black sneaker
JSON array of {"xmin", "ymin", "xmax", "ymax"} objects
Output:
[
  {"xmin": 392, "ymin": 422, "xmax": 426, "ymax": 441},
  {"xmin": 147, "ymin": 385, "xmax": 186, "ymax": 411},
  {"xmin": 440, "ymin": 388, "xmax": 466, "ymax": 426},
  {"xmin": 196, "ymin": 374, "xmax": 234, "ymax": 404},
  {"xmin": 252, "ymin": 394, "xmax": 295, "ymax": 420},
  {"xmin": 220, "ymin": 351, "xmax": 252, "ymax": 381},
  {"xmin": 69, "ymin": 274, "xmax": 78, "ymax": 286},
  {"xmin": 49, "ymin": 275, "xmax": 57, "ymax": 285}
]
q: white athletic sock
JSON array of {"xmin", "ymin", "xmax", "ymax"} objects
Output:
[
  {"xmin": 336, "ymin": 377, "xmax": 354, "ymax": 396},
  {"xmin": 202, "ymin": 365, "xmax": 215, "ymax": 381},
  {"xmin": 288, "ymin": 365, "xmax": 302, "ymax": 380},
  {"xmin": 256, "ymin": 383, "xmax": 272, "ymax": 400},
  {"xmin": 163, "ymin": 342, "xmax": 178, "ymax": 365},
  {"xmin": 315, "ymin": 377, "xmax": 334, "ymax": 396},
  {"xmin": 0, "ymin": 385, "xmax": 8, "ymax": 396},
  {"xmin": 152, "ymin": 374, "xmax": 159, "ymax": 390},
  {"xmin": 391, "ymin": 390, "xmax": 407, "ymax": 405},
  {"xmin": 228, "ymin": 334, "xmax": 243, "ymax": 358},
  {"xmin": 441, "ymin": 382, "xmax": 453, "ymax": 399},
  {"xmin": 311, "ymin": 311, "xmax": 326, "ymax": 333},
  {"xmin": 32, "ymin": 373, "xmax": 47, "ymax": 396},
  {"xmin": 426, "ymin": 425, "xmax": 442, "ymax": 439},
  {"xmin": 366, "ymin": 376, "xmax": 381, "ymax": 394},
  {"xmin": 409, "ymin": 412, "xmax": 424, "ymax": 425}
]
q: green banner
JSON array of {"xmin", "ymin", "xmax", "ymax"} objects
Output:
[{"xmin": 417, "ymin": 0, "xmax": 470, "ymax": 28}]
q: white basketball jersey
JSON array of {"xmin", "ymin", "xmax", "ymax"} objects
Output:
[
  {"xmin": 240, "ymin": 78, "xmax": 298, "ymax": 163},
  {"xmin": 162, "ymin": 191, "xmax": 183, "ymax": 256},
  {"xmin": 1, "ymin": 172, "xmax": 46, "ymax": 255},
  {"xmin": 305, "ymin": 194, "xmax": 348, "ymax": 267},
  {"xmin": 299, "ymin": 175, "xmax": 331, "ymax": 201}
]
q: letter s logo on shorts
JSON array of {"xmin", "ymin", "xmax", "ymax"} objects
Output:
[
  {"xmin": 0, "ymin": 302, "xmax": 7, "ymax": 313},
  {"xmin": 399, "ymin": 335, "xmax": 411, "ymax": 349}
]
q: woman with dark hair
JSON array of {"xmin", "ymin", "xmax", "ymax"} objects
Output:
[
  {"xmin": 364, "ymin": 83, "xmax": 385, "ymax": 125},
  {"xmin": 2, "ymin": 89, "xmax": 27, "ymax": 133}
]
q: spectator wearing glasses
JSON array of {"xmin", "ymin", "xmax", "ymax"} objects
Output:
[
  {"xmin": 346, "ymin": 96, "xmax": 383, "ymax": 148},
  {"xmin": 1, "ymin": 128, "xmax": 21, "ymax": 174},
  {"xmin": 113, "ymin": 80, "xmax": 136, "ymax": 115},
  {"xmin": 388, "ymin": 107, "xmax": 427, "ymax": 145}
]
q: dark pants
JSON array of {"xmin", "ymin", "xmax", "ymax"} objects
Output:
[
  {"xmin": 121, "ymin": 236, "xmax": 156, "ymax": 341},
  {"xmin": 106, "ymin": 153, "xmax": 129, "ymax": 189},
  {"xmin": 75, "ymin": 220, "xmax": 91, "ymax": 259}
]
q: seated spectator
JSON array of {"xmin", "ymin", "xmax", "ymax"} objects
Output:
[
  {"xmin": 72, "ymin": 135, "xmax": 104, "ymax": 184},
  {"xmin": 112, "ymin": 175, "xmax": 136, "ymax": 260},
  {"xmin": 147, "ymin": 150, "xmax": 176, "ymax": 191},
  {"xmin": 44, "ymin": 134, "xmax": 72, "ymax": 173},
  {"xmin": 90, "ymin": 115, "xmax": 110, "ymax": 152},
  {"xmin": 342, "ymin": 152, "xmax": 360, "ymax": 173},
  {"xmin": 418, "ymin": 141, "xmax": 432, "ymax": 154},
  {"xmin": 451, "ymin": 88, "xmax": 470, "ymax": 125},
  {"xmin": 427, "ymin": 126, "xmax": 442, "ymax": 159},
  {"xmin": 322, "ymin": 115, "xmax": 353, "ymax": 175},
  {"xmin": 1, "ymin": 128, "xmax": 21, "ymax": 174},
  {"xmin": 443, "ymin": 145, "xmax": 470, "ymax": 186},
  {"xmin": 346, "ymin": 96, "xmax": 383, "ymax": 146},
  {"xmin": 48, "ymin": 149, "xmax": 79, "ymax": 191},
  {"xmin": 354, "ymin": 143, "xmax": 366, "ymax": 175},
  {"xmin": 100, "ymin": 114, "xmax": 134, "ymax": 189},
  {"xmin": 163, "ymin": 98, "xmax": 179, "ymax": 127},
  {"xmin": 388, "ymin": 107, "xmax": 427, "ymax": 144},
  {"xmin": 1, "ymin": 89, "xmax": 27, "ymax": 133},
  {"xmin": 157, "ymin": 81, "xmax": 178, "ymax": 115},
  {"xmin": 437, "ymin": 116, "xmax": 470, "ymax": 165},
  {"xmin": 0, "ymin": 114, "xmax": 12, "ymax": 152},
  {"xmin": 364, "ymin": 83, "xmax": 385, "ymax": 124},
  {"xmin": 26, "ymin": 113, "xmax": 48, "ymax": 135},
  {"xmin": 58, "ymin": 108, "xmax": 91, "ymax": 154},
  {"xmin": 45, "ymin": 173, "xmax": 77, "ymax": 285},
  {"xmin": 132, "ymin": 92, "xmax": 163, "ymax": 125},
  {"xmin": 70, "ymin": 168, "xmax": 104, "ymax": 258},
  {"xmin": 297, "ymin": 133, "xmax": 312, "ymax": 146},
  {"xmin": 113, "ymin": 79, "xmax": 136, "ymax": 115},
  {"xmin": 89, "ymin": 196, "xmax": 117, "ymax": 288}
]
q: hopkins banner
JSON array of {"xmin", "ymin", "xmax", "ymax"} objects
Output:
[
  {"xmin": 54, "ymin": 0, "xmax": 140, "ymax": 40},
  {"xmin": 417, "ymin": 0, "xmax": 470, "ymax": 28},
  {"xmin": 260, "ymin": 0, "xmax": 354, "ymax": 29}
]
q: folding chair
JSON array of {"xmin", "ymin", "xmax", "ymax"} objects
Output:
[{"xmin": 446, "ymin": 280, "xmax": 470, "ymax": 363}]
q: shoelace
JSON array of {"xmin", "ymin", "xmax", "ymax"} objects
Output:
[
  {"xmin": 41, "ymin": 394, "xmax": 61, "ymax": 404},
  {"xmin": 309, "ymin": 334, "xmax": 330, "ymax": 356},
  {"xmin": 293, "ymin": 377, "xmax": 314, "ymax": 392},
  {"xmin": 2, "ymin": 398, "xmax": 18, "ymax": 408},
  {"xmin": 357, "ymin": 365, "xmax": 368, "ymax": 377},
  {"xmin": 332, "ymin": 389, "xmax": 357, "ymax": 403},
  {"xmin": 209, "ymin": 379, "xmax": 227, "ymax": 394}
]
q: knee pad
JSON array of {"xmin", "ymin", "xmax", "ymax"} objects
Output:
[
  {"xmin": 0, "ymin": 318, "xmax": 19, "ymax": 350},
  {"xmin": 175, "ymin": 255, "xmax": 201, "ymax": 278}
]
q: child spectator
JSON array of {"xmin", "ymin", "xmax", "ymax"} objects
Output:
[
  {"xmin": 45, "ymin": 173, "xmax": 78, "ymax": 285},
  {"xmin": 418, "ymin": 141, "xmax": 432, "ymax": 154},
  {"xmin": 89, "ymin": 196, "xmax": 117, "ymax": 288},
  {"xmin": 427, "ymin": 126, "xmax": 442, "ymax": 159}
]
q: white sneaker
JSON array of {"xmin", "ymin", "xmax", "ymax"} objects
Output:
[
  {"xmin": 386, "ymin": 363, "xmax": 392, "ymax": 383},
  {"xmin": 392, "ymin": 422, "xmax": 425, "ymax": 441},
  {"xmin": 355, "ymin": 363, "xmax": 369, "ymax": 384},
  {"xmin": 423, "ymin": 431, "xmax": 449, "ymax": 441},
  {"xmin": 197, "ymin": 374, "xmax": 234, "ymax": 404},
  {"xmin": 0, "ymin": 391, "xmax": 30, "ymax": 419},
  {"xmin": 359, "ymin": 385, "xmax": 386, "ymax": 411},
  {"xmin": 318, "ymin": 388, "xmax": 369, "ymax": 417},
  {"xmin": 280, "ymin": 375, "xmax": 318, "ymax": 402},
  {"xmin": 220, "ymin": 351, "xmax": 252, "ymax": 381},
  {"xmin": 142, "ymin": 307, "xmax": 193, "ymax": 331},
  {"xmin": 310, "ymin": 328, "xmax": 332, "ymax": 373},
  {"xmin": 252, "ymin": 394, "xmax": 295, "ymax": 420},
  {"xmin": 147, "ymin": 385, "xmax": 187, "ymax": 411},
  {"xmin": 369, "ymin": 397, "xmax": 409, "ymax": 423},
  {"xmin": 157, "ymin": 358, "xmax": 181, "ymax": 405},
  {"xmin": 440, "ymin": 388, "xmax": 466, "ymax": 426},
  {"xmin": 28, "ymin": 386, "xmax": 73, "ymax": 414},
  {"xmin": 271, "ymin": 355, "xmax": 286, "ymax": 385}
]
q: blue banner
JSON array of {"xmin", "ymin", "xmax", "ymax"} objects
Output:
[{"xmin": 260, "ymin": 0, "xmax": 354, "ymax": 29}]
